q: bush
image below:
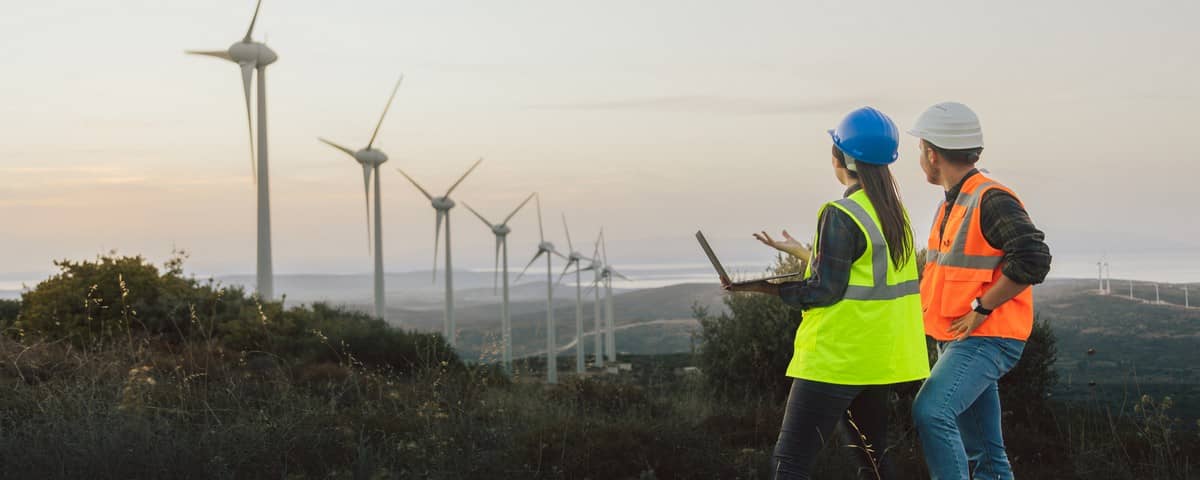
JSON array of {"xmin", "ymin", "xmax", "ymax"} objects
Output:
[
  {"xmin": 14, "ymin": 251, "xmax": 235, "ymax": 344},
  {"xmin": 0, "ymin": 298, "xmax": 18, "ymax": 328},
  {"xmin": 695, "ymin": 254, "xmax": 805, "ymax": 402},
  {"xmin": 999, "ymin": 315, "xmax": 1059, "ymax": 424}
]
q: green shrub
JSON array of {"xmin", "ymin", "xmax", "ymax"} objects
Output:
[
  {"xmin": 695, "ymin": 254, "xmax": 805, "ymax": 402},
  {"xmin": 14, "ymin": 252, "xmax": 234, "ymax": 344}
]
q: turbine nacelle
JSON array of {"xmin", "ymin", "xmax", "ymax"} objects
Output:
[
  {"xmin": 493, "ymin": 224, "xmax": 512, "ymax": 236},
  {"xmin": 229, "ymin": 41, "xmax": 277, "ymax": 66},
  {"xmin": 354, "ymin": 148, "xmax": 388, "ymax": 167},
  {"xmin": 432, "ymin": 196, "xmax": 456, "ymax": 210},
  {"xmin": 539, "ymin": 241, "xmax": 557, "ymax": 253}
]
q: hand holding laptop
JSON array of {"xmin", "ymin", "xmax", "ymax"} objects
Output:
[{"xmin": 696, "ymin": 230, "xmax": 804, "ymax": 292}]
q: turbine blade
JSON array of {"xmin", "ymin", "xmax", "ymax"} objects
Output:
[
  {"xmin": 244, "ymin": 0, "xmax": 264, "ymax": 42},
  {"xmin": 432, "ymin": 210, "xmax": 444, "ymax": 283},
  {"xmin": 535, "ymin": 193, "xmax": 545, "ymax": 242},
  {"xmin": 601, "ymin": 230, "xmax": 609, "ymax": 264},
  {"xmin": 185, "ymin": 50, "xmax": 233, "ymax": 61},
  {"xmin": 367, "ymin": 75, "xmax": 404, "ymax": 149},
  {"xmin": 556, "ymin": 261, "xmax": 574, "ymax": 286},
  {"xmin": 493, "ymin": 236, "xmax": 502, "ymax": 295},
  {"xmin": 318, "ymin": 138, "xmax": 357, "ymax": 157},
  {"xmin": 502, "ymin": 192, "xmax": 537, "ymax": 225},
  {"xmin": 460, "ymin": 201, "xmax": 494, "ymax": 229},
  {"xmin": 516, "ymin": 251, "xmax": 545, "ymax": 282},
  {"xmin": 395, "ymin": 168, "xmax": 435, "ymax": 201},
  {"xmin": 583, "ymin": 284, "xmax": 596, "ymax": 297},
  {"xmin": 444, "ymin": 157, "xmax": 483, "ymax": 197},
  {"xmin": 361, "ymin": 163, "xmax": 373, "ymax": 256},
  {"xmin": 590, "ymin": 228, "xmax": 603, "ymax": 264},
  {"xmin": 240, "ymin": 62, "xmax": 257, "ymax": 183},
  {"xmin": 561, "ymin": 213, "xmax": 574, "ymax": 253},
  {"xmin": 610, "ymin": 269, "xmax": 631, "ymax": 281}
]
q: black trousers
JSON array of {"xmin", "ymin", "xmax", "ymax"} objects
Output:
[{"xmin": 772, "ymin": 378, "xmax": 894, "ymax": 480}]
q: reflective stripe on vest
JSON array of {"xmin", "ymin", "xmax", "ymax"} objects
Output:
[
  {"xmin": 833, "ymin": 198, "xmax": 920, "ymax": 301},
  {"xmin": 929, "ymin": 182, "xmax": 1002, "ymax": 270}
]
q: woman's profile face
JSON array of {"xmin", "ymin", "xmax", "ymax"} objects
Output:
[{"xmin": 831, "ymin": 154, "xmax": 849, "ymax": 186}]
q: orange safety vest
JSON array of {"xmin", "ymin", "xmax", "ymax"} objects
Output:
[{"xmin": 921, "ymin": 172, "xmax": 1033, "ymax": 341}]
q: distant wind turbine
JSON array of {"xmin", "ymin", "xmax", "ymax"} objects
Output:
[
  {"xmin": 318, "ymin": 76, "xmax": 403, "ymax": 320},
  {"xmin": 187, "ymin": 0, "xmax": 278, "ymax": 299},
  {"xmin": 461, "ymin": 192, "xmax": 537, "ymax": 373},
  {"xmin": 396, "ymin": 159, "xmax": 484, "ymax": 346},
  {"xmin": 516, "ymin": 194, "xmax": 567, "ymax": 383},
  {"xmin": 1104, "ymin": 261, "xmax": 1111, "ymax": 294},
  {"xmin": 598, "ymin": 232, "xmax": 630, "ymax": 364},
  {"xmin": 1097, "ymin": 261, "xmax": 1104, "ymax": 294},
  {"xmin": 555, "ymin": 214, "xmax": 593, "ymax": 374},
  {"xmin": 581, "ymin": 230, "xmax": 606, "ymax": 368}
]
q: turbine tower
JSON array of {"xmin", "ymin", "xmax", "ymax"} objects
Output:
[
  {"xmin": 598, "ymin": 232, "xmax": 630, "ymax": 364},
  {"xmin": 580, "ymin": 230, "xmax": 605, "ymax": 369},
  {"xmin": 556, "ymin": 214, "xmax": 593, "ymax": 375},
  {"xmin": 516, "ymin": 195, "xmax": 566, "ymax": 384},
  {"xmin": 461, "ymin": 193, "xmax": 537, "ymax": 373},
  {"xmin": 318, "ymin": 76, "xmax": 403, "ymax": 320},
  {"xmin": 1104, "ymin": 262, "xmax": 1112, "ymax": 294},
  {"xmin": 396, "ymin": 159, "xmax": 484, "ymax": 346},
  {"xmin": 1097, "ymin": 261, "xmax": 1104, "ymax": 294},
  {"xmin": 187, "ymin": 0, "xmax": 278, "ymax": 299}
]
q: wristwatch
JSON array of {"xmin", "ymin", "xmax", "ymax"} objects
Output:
[{"xmin": 972, "ymin": 297, "xmax": 994, "ymax": 317}]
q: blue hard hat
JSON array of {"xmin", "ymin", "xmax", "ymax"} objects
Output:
[{"xmin": 828, "ymin": 107, "xmax": 900, "ymax": 165}]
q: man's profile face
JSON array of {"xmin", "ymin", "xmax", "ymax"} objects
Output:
[{"xmin": 918, "ymin": 141, "xmax": 939, "ymax": 185}]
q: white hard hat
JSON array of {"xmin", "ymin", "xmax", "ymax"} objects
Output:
[{"xmin": 907, "ymin": 102, "xmax": 984, "ymax": 150}]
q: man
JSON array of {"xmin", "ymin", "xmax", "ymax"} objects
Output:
[{"xmin": 907, "ymin": 102, "xmax": 1052, "ymax": 479}]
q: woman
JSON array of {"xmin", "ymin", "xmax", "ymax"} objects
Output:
[{"xmin": 724, "ymin": 107, "xmax": 929, "ymax": 480}]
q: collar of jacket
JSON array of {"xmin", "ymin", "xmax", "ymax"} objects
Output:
[{"xmin": 944, "ymin": 168, "xmax": 981, "ymax": 203}]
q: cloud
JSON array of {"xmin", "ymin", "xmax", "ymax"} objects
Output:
[{"xmin": 530, "ymin": 95, "xmax": 871, "ymax": 115}]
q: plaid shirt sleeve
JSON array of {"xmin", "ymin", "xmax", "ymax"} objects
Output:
[
  {"xmin": 777, "ymin": 207, "xmax": 866, "ymax": 309},
  {"xmin": 980, "ymin": 190, "xmax": 1052, "ymax": 285}
]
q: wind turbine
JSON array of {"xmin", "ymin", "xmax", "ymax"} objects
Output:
[
  {"xmin": 516, "ymin": 194, "xmax": 567, "ymax": 384},
  {"xmin": 1097, "ymin": 261, "xmax": 1104, "ymax": 294},
  {"xmin": 461, "ymin": 193, "xmax": 537, "ymax": 373},
  {"xmin": 1104, "ymin": 262, "xmax": 1112, "ymax": 294},
  {"xmin": 318, "ymin": 76, "xmax": 403, "ymax": 320},
  {"xmin": 555, "ymin": 214, "xmax": 593, "ymax": 375},
  {"xmin": 396, "ymin": 159, "xmax": 484, "ymax": 346},
  {"xmin": 598, "ymin": 232, "xmax": 630, "ymax": 364},
  {"xmin": 580, "ymin": 230, "xmax": 606, "ymax": 369},
  {"xmin": 187, "ymin": 0, "xmax": 278, "ymax": 300}
]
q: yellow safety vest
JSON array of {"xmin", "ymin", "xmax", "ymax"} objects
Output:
[{"xmin": 785, "ymin": 189, "xmax": 930, "ymax": 385}]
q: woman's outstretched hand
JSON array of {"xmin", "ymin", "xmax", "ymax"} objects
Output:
[{"xmin": 752, "ymin": 230, "xmax": 811, "ymax": 262}]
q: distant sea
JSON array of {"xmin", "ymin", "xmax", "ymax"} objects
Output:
[{"xmin": 3, "ymin": 251, "xmax": 1196, "ymax": 301}]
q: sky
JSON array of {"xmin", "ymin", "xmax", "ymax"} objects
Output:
[{"xmin": 2, "ymin": 0, "xmax": 1198, "ymax": 284}]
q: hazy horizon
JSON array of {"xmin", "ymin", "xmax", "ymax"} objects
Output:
[{"xmin": 3, "ymin": 1, "xmax": 1198, "ymax": 285}]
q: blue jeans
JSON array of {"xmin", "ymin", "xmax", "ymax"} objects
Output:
[{"xmin": 912, "ymin": 337, "xmax": 1024, "ymax": 480}]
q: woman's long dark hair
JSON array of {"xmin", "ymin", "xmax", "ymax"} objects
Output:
[{"xmin": 833, "ymin": 146, "xmax": 913, "ymax": 269}]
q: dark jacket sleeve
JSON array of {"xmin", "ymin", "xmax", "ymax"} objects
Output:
[
  {"xmin": 980, "ymin": 190, "xmax": 1052, "ymax": 285},
  {"xmin": 777, "ymin": 207, "xmax": 865, "ymax": 309}
]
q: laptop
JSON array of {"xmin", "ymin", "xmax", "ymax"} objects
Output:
[{"xmin": 695, "ymin": 230, "xmax": 805, "ymax": 286}]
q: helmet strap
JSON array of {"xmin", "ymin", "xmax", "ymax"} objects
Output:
[{"xmin": 843, "ymin": 155, "xmax": 859, "ymax": 172}]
